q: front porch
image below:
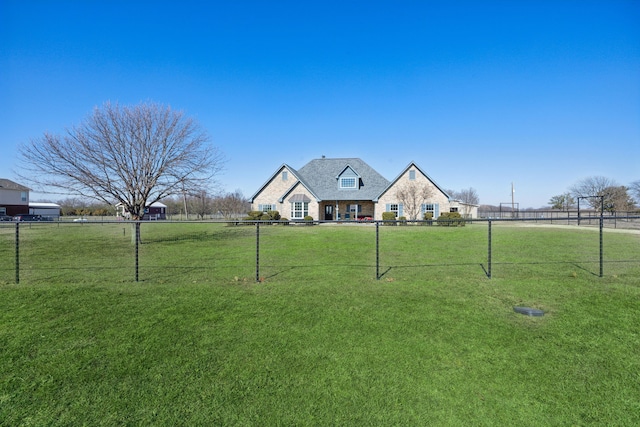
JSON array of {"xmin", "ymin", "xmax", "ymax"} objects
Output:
[{"xmin": 319, "ymin": 201, "xmax": 376, "ymax": 221}]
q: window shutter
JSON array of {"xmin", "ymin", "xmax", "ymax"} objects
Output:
[
  {"xmin": 386, "ymin": 203, "xmax": 390, "ymax": 212},
  {"xmin": 399, "ymin": 204, "xmax": 404, "ymax": 217},
  {"xmin": 435, "ymin": 203, "xmax": 440, "ymax": 218}
]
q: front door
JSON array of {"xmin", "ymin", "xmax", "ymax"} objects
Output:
[{"xmin": 324, "ymin": 205, "xmax": 333, "ymax": 220}]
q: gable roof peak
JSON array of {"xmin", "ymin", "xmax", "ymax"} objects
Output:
[
  {"xmin": 375, "ymin": 161, "xmax": 451, "ymax": 201},
  {"xmin": 0, "ymin": 178, "xmax": 30, "ymax": 191}
]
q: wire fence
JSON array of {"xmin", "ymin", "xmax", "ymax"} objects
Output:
[
  {"xmin": 1, "ymin": 216, "xmax": 639, "ymax": 285},
  {"xmin": 479, "ymin": 209, "xmax": 640, "ymax": 229}
]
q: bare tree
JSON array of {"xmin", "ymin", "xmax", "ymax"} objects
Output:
[
  {"xmin": 570, "ymin": 176, "xmax": 617, "ymax": 210},
  {"xmin": 455, "ymin": 187, "xmax": 479, "ymax": 217},
  {"xmin": 444, "ymin": 189, "xmax": 458, "ymax": 199},
  {"xmin": 18, "ymin": 102, "xmax": 224, "ymax": 219},
  {"xmin": 395, "ymin": 182, "xmax": 434, "ymax": 220},
  {"xmin": 213, "ymin": 190, "xmax": 250, "ymax": 219},
  {"xmin": 630, "ymin": 180, "xmax": 640, "ymax": 204},
  {"xmin": 456, "ymin": 187, "xmax": 479, "ymax": 205},
  {"xmin": 446, "ymin": 187, "xmax": 479, "ymax": 217},
  {"xmin": 187, "ymin": 190, "xmax": 215, "ymax": 220},
  {"xmin": 161, "ymin": 195, "xmax": 183, "ymax": 217}
]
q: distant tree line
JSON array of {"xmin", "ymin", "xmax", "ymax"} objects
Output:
[
  {"xmin": 162, "ymin": 190, "xmax": 250, "ymax": 219},
  {"xmin": 53, "ymin": 198, "xmax": 115, "ymax": 217},
  {"xmin": 47, "ymin": 190, "xmax": 250, "ymax": 219},
  {"xmin": 548, "ymin": 177, "xmax": 639, "ymax": 213}
]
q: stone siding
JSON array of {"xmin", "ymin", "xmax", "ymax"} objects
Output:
[
  {"xmin": 251, "ymin": 166, "xmax": 296, "ymax": 217},
  {"xmin": 376, "ymin": 167, "xmax": 450, "ymax": 220}
]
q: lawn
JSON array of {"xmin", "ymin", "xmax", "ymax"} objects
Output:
[{"xmin": 1, "ymin": 222, "xmax": 639, "ymax": 425}]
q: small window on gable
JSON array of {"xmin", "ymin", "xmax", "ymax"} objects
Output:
[
  {"xmin": 409, "ymin": 170, "xmax": 416, "ymax": 180},
  {"xmin": 340, "ymin": 177, "xmax": 357, "ymax": 189},
  {"xmin": 21, "ymin": 191, "xmax": 27, "ymax": 202},
  {"xmin": 282, "ymin": 171, "xmax": 288, "ymax": 181}
]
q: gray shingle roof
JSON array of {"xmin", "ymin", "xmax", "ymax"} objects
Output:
[
  {"xmin": 296, "ymin": 158, "xmax": 390, "ymax": 201},
  {"xmin": 0, "ymin": 179, "xmax": 30, "ymax": 191}
]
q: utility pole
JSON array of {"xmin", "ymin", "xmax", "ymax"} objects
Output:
[
  {"xmin": 511, "ymin": 182, "xmax": 515, "ymax": 218},
  {"xmin": 182, "ymin": 189, "xmax": 189, "ymax": 220}
]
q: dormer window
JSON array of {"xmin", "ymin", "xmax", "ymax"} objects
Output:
[
  {"xmin": 337, "ymin": 165, "xmax": 361, "ymax": 190},
  {"xmin": 340, "ymin": 177, "xmax": 357, "ymax": 189}
]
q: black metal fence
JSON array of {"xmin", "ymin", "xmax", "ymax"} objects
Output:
[
  {"xmin": 1, "ymin": 216, "xmax": 639, "ymax": 285},
  {"xmin": 479, "ymin": 209, "xmax": 640, "ymax": 228}
]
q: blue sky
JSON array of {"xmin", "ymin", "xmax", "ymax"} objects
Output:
[{"xmin": 1, "ymin": 1, "xmax": 639, "ymax": 208}]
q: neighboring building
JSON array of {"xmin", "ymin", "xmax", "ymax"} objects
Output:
[
  {"xmin": 116, "ymin": 202, "xmax": 167, "ymax": 220},
  {"xmin": 0, "ymin": 178, "xmax": 30, "ymax": 217},
  {"xmin": 250, "ymin": 157, "xmax": 476, "ymax": 221},
  {"xmin": 449, "ymin": 199, "xmax": 479, "ymax": 219},
  {"xmin": 29, "ymin": 202, "xmax": 61, "ymax": 219}
]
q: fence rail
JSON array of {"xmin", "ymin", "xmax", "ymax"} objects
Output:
[{"xmin": 1, "ymin": 216, "xmax": 639, "ymax": 285}]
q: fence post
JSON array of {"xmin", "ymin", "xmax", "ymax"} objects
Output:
[
  {"xmin": 256, "ymin": 222, "xmax": 260, "ymax": 282},
  {"xmin": 599, "ymin": 216, "xmax": 603, "ymax": 278},
  {"xmin": 376, "ymin": 221, "xmax": 379, "ymax": 280},
  {"xmin": 15, "ymin": 222, "xmax": 20, "ymax": 284},
  {"xmin": 135, "ymin": 222, "xmax": 140, "ymax": 282},
  {"xmin": 487, "ymin": 219, "xmax": 492, "ymax": 279}
]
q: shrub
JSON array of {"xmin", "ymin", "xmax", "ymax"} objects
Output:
[
  {"xmin": 245, "ymin": 210, "xmax": 281, "ymax": 222},
  {"xmin": 437, "ymin": 212, "xmax": 465, "ymax": 227},
  {"xmin": 303, "ymin": 215, "xmax": 314, "ymax": 225},
  {"xmin": 422, "ymin": 212, "xmax": 434, "ymax": 226},
  {"xmin": 269, "ymin": 211, "xmax": 281, "ymax": 221},
  {"xmin": 246, "ymin": 211, "xmax": 263, "ymax": 220},
  {"xmin": 382, "ymin": 211, "xmax": 396, "ymax": 226},
  {"xmin": 398, "ymin": 216, "xmax": 407, "ymax": 226}
]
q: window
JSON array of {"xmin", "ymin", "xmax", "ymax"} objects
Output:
[
  {"xmin": 340, "ymin": 177, "xmax": 357, "ymax": 189},
  {"xmin": 282, "ymin": 171, "xmax": 288, "ymax": 181},
  {"xmin": 0, "ymin": 208, "xmax": 6, "ymax": 216},
  {"xmin": 21, "ymin": 191, "xmax": 27, "ymax": 202},
  {"xmin": 409, "ymin": 170, "xmax": 416, "ymax": 180},
  {"xmin": 450, "ymin": 207, "xmax": 459, "ymax": 213},
  {"xmin": 347, "ymin": 204, "xmax": 362, "ymax": 213},
  {"xmin": 291, "ymin": 202, "xmax": 309, "ymax": 219},
  {"xmin": 421, "ymin": 203, "xmax": 439, "ymax": 219},
  {"xmin": 258, "ymin": 204, "xmax": 276, "ymax": 213},
  {"xmin": 421, "ymin": 203, "xmax": 435, "ymax": 215},
  {"xmin": 390, "ymin": 204, "xmax": 399, "ymax": 217}
]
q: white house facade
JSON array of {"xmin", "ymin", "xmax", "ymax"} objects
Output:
[{"xmin": 249, "ymin": 157, "xmax": 477, "ymax": 221}]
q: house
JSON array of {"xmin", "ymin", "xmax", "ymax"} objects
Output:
[
  {"xmin": 116, "ymin": 202, "xmax": 167, "ymax": 220},
  {"xmin": 249, "ymin": 157, "xmax": 477, "ymax": 221},
  {"xmin": 0, "ymin": 178, "xmax": 30, "ymax": 217}
]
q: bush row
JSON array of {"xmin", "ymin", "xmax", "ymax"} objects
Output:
[
  {"xmin": 381, "ymin": 211, "xmax": 465, "ymax": 226},
  {"xmin": 240, "ymin": 211, "xmax": 289, "ymax": 225},
  {"xmin": 240, "ymin": 210, "xmax": 465, "ymax": 227}
]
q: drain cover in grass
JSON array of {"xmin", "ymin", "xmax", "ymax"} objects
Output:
[{"xmin": 513, "ymin": 306, "xmax": 544, "ymax": 316}]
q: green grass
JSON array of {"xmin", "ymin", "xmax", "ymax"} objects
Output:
[{"xmin": 1, "ymin": 222, "xmax": 639, "ymax": 425}]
